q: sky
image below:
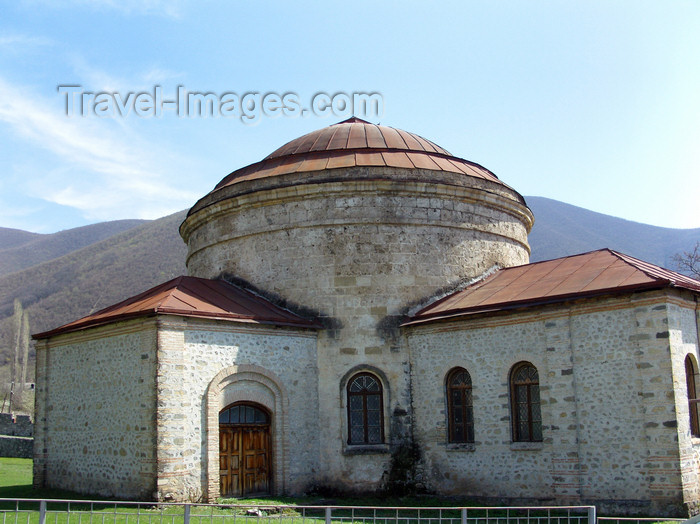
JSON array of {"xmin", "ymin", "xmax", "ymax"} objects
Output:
[{"xmin": 0, "ymin": 1, "xmax": 699, "ymax": 234}]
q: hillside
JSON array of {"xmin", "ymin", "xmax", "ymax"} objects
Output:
[
  {"xmin": 0, "ymin": 211, "xmax": 187, "ymax": 367},
  {"xmin": 527, "ymin": 196, "xmax": 700, "ymax": 267},
  {"xmin": 0, "ymin": 228, "xmax": 42, "ymax": 250},
  {"xmin": 0, "ymin": 220, "xmax": 147, "ymax": 277},
  {"xmin": 0, "ymin": 198, "xmax": 698, "ymax": 375}
]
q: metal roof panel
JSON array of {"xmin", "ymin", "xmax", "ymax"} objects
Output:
[
  {"xmin": 207, "ymin": 119, "xmax": 520, "ymax": 204},
  {"xmin": 382, "ymin": 151, "xmax": 415, "ymax": 169},
  {"xmin": 365, "ymin": 124, "xmax": 388, "ymax": 148},
  {"xmin": 406, "ymin": 249, "xmax": 700, "ymax": 325},
  {"xmin": 380, "ymin": 126, "xmax": 409, "ymax": 149},
  {"xmin": 34, "ymin": 276, "xmax": 319, "ymax": 339}
]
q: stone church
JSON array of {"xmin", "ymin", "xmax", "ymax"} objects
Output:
[{"xmin": 33, "ymin": 118, "xmax": 700, "ymax": 515}]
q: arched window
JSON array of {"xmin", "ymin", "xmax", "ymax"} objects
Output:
[
  {"xmin": 446, "ymin": 367, "xmax": 474, "ymax": 443},
  {"xmin": 347, "ymin": 372, "xmax": 384, "ymax": 444},
  {"xmin": 685, "ymin": 355, "xmax": 700, "ymax": 437},
  {"xmin": 219, "ymin": 403, "xmax": 269, "ymax": 425},
  {"xmin": 510, "ymin": 362, "xmax": 542, "ymax": 442}
]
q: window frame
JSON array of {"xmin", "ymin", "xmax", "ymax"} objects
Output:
[
  {"xmin": 686, "ymin": 355, "xmax": 700, "ymax": 438},
  {"xmin": 219, "ymin": 402, "xmax": 270, "ymax": 426},
  {"xmin": 509, "ymin": 362, "xmax": 543, "ymax": 443},
  {"xmin": 346, "ymin": 372, "xmax": 385, "ymax": 445},
  {"xmin": 446, "ymin": 367, "xmax": 474, "ymax": 444}
]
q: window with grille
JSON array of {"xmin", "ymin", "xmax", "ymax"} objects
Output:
[
  {"xmin": 347, "ymin": 372, "xmax": 384, "ymax": 445},
  {"xmin": 219, "ymin": 403, "xmax": 269, "ymax": 425},
  {"xmin": 685, "ymin": 355, "xmax": 700, "ymax": 437},
  {"xmin": 510, "ymin": 362, "xmax": 542, "ymax": 442},
  {"xmin": 446, "ymin": 367, "xmax": 474, "ymax": 443}
]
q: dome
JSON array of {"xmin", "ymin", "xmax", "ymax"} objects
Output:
[
  {"xmin": 210, "ymin": 117, "xmax": 507, "ymax": 191},
  {"xmin": 181, "ymin": 118, "xmax": 533, "ymax": 295},
  {"xmin": 180, "ymin": 118, "xmax": 533, "ymax": 373}
]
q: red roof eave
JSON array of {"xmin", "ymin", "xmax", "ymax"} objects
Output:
[
  {"xmin": 32, "ymin": 276, "xmax": 322, "ymax": 340},
  {"xmin": 33, "ymin": 307, "xmax": 320, "ymax": 339},
  {"xmin": 33, "ymin": 309, "xmax": 159, "ymax": 339},
  {"xmin": 403, "ymin": 279, "xmax": 672, "ymax": 327}
]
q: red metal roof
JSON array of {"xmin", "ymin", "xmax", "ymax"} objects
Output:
[
  {"xmin": 33, "ymin": 276, "xmax": 320, "ymax": 339},
  {"xmin": 405, "ymin": 249, "xmax": 700, "ymax": 326},
  {"xmin": 212, "ymin": 117, "xmax": 506, "ymax": 190}
]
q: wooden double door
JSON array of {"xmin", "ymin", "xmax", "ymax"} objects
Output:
[{"xmin": 219, "ymin": 403, "xmax": 271, "ymax": 497}]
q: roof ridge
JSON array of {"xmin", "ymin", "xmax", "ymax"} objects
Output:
[
  {"xmin": 609, "ymin": 249, "xmax": 700, "ymax": 290},
  {"xmin": 508, "ymin": 248, "xmax": 611, "ymax": 268},
  {"xmin": 157, "ymin": 276, "xmax": 218, "ymax": 313},
  {"xmin": 91, "ymin": 275, "xmax": 186, "ymax": 317},
  {"xmin": 218, "ymin": 277, "xmax": 317, "ymax": 320},
  {"xmin": 334, "ymin": 116, "xmax": 371, "ymax": 125}
]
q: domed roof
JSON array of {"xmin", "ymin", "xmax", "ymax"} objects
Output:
[{"xmin": 212, "ymin": 117, "xmax": 505, "ymax": 190}]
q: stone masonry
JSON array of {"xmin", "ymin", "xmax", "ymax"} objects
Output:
[
  {"xmin": 0, "ymin": 413, "xmax": 33, "ymax": 436},
  {"xmin": 0, "ymin": 413, "xmax": 33, "ymax": 458},
  {"xmin": 181, "ymin": 167, "xmax": 533, "ymax": 490},
  {"xmin": 34, "ymin": 314, "xmax": 317, "ymax": 502},
  {"xmin": 32, "ymin": 120, "xmax": 700, "ymax": 516},
  {"xmin": 155, "ymin": 316, "xmax": 318, "ymax": 501},
  {"xmin": 33, "ymin": 319, "xmax": 158, "ymax": 499},
  {"xmin": 406, "ymin": 288, "xmax": 700, "ymax": 515}
]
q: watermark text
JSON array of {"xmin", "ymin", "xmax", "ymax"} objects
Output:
[{"xmin": 57, "ymin": 85, "xmax": 383, "ymax": 123}]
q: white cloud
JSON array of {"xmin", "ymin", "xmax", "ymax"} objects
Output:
[
  {"xmin": 141, "ymin": 68, "xmax": 185, "ymax": 85},
  {"xmin": 68, "ymin": 58, "xmax": 128, "ymax": 93},
  {"xmin": 68, "ymin": 57, "xmax": 185, "ymax": 94},
  {"xmin": 0, "ymin": 76, "xmax": 199, "ymax": 222},
  {"xmin": 0, "ymin": 34, "xmax": 54, "ymax": 48}
]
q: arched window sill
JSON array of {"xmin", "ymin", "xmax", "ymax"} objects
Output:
[
  {"xmin": 343, "ymin": 444, "xmax": 390, "ymax": 455},
  {"xmin": 446, "ymin": 443, "xmax": 475, "ymax": 452},
  {"xmin": 510, "ymin": 441, "xmax": 543, "ymax": 451}
]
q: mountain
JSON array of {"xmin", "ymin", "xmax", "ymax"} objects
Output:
[
  {"xmin": 0, "ymin": 220, "xmax": 147, "ymax": 277},
  {"xmin": 526, "ymin": 196, "xmax": 700, "ymax": 267},
  {"xmin": 0, "ymin": 228, "xmax": 42, "ymax": 250},
  {"xmin": 0, "ymin": 198, "xmax": 698, "ymax": 372},
  {"xmin": 0, "ymin": 211, "xmax": 187, "ymax": 367}
]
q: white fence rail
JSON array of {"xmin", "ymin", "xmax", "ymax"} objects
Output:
[
  {"xmin": 0, "ymin": 500, "xmax": 596, "ymax": 524},
  {"xmin": 598, "ymin": 518, "xmax": 682, "ymax": 524}
]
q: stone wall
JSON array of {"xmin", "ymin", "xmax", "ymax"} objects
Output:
[
  {"xmin": 154, "ymin": 316, "xmax": 319, "ymax": 501},
  {"xmin": 182, "ymin": 168, "xmax": 533, "ymax": 492},
  {"xmin": 668, "ymin": 294, "xmax": 700, "ymax": 514},
  {"xmin": 0, "ymin": 413, "xmax": 33, "ymax": 437},
  {"xmin": 183, "ymin": 172, "xmax": 532, "ymax": 302},
  {"xmin": 0, "ymin": 435, "xmax": 33, "ymax": 458},
  {"xmin": 34, "ymin": 319, "xmax": 158, "ymax": 499},
  {"xmin": 406, "ymin": 289, "xmax": 696, "ymax": 516}
]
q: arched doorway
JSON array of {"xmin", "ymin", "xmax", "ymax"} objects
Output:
[{"xmin": 219, "ymin": 402, "xmax": 272, "ymax": 497}]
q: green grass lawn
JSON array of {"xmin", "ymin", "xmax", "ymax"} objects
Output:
[
  {"xmin": 0, "ymin": 457, "xmax": 33, "ymax": 498},
  {"xmin": 0, "ymin": 458, "xmax": 471, "ymax": 508},
  {"xmin": 0, "ymin": 457, "xmax": 97, "ymax": 501},
  {"xmin": 0, "ymin": 460, "xmax": 477, "ymax": 524},
  {"xmin": 0, "ymin": 458, "xmax": 676, "ymax": 523}
]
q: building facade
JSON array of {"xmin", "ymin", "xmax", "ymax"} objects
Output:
[{"xmin": 33, "ymin": 119, "xmax": 700, "ymax": 515}]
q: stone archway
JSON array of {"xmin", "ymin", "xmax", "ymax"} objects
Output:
[{"xmin": 205, "ymin": 365, "xmax": 288, "ymax": 501}]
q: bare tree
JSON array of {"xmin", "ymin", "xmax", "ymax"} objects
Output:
[
  {"xmin": 8, "ymin": 299, "xmax": 23, "ymax": 412},
  {"xmin": 672, "ymin": 241, "xmax": 700, "ymax": 279},
  {"xmin": 7, "ymin": 299, "xmax": 31, "ymax": 413},
  {"xmin": 20, "ymin": 311, "xmax": 30, "ymax": 390}
]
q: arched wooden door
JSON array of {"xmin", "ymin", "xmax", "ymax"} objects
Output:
[{"xmin": 219, "ymin": 403, "xmax": 271, "ymax": 497}]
